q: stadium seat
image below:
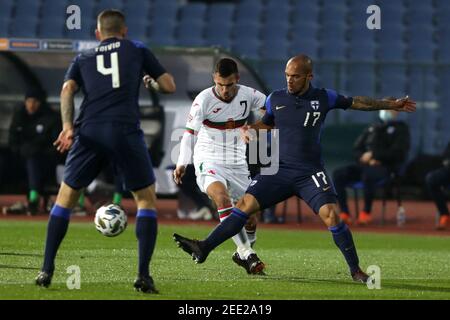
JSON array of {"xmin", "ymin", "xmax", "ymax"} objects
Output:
[
  {"xmin": 207, "ymin": 3, "xmax": 235, "ymax": 24},
  {"xmin": 204, "ymin": 29, "xmax": 232, "ymax": 50},
  {"xmin": 235, "ymin": 2, "xmax": 263, "ymax": 24},
  {"xmin": 96, "ymin": 0, "xmax": 124, "ymax": 12},
  {"xmin": 178, "ymin": 3, "xmax": 207, "ymax": 23},
  {"xmin": 231, "ymin": 39, "xmax": 261, "ymax": 60},
  {"xmin": 9, "ymin": 17, "xmax": 38, "ymax": 38},
  {"xmin": 407, "ymin": 66, "xmax": 437, "ymax": 102},
  {"xmin": 126, "ymin": 21, "xmax": 149, "ymax": 42},
  {"xmin": 319, "ymin": 36, "xmax": 347, "ymax": 61},
  {"xmin": 378, "ymin": 65, "xmax": 407, "ymax": 97},
  {"xmin": 291, "ymin": 20, "xmax": 319, "ymax": 39},
  {"xmin": 123, "ymin": 1, "xmax": 150, "ymax": 17},
  {"xmin": 288, "ymin": 39, "xmax": 320, "ymax": 59},
  {"xmin": 346, "ymin": 64, "xmax": 376, "ymax": 97},
  {"xmin": 264, "ymin": 3, "xmax": 291, "ymax": 22},
  {"xmin": 261, "ymin": 23, "xmax": 290, "ymax": 45},
  {"xmin": 148, "ymin": 21, "xmax": 176, "ymax": 47},
  {"xmin": 232, "ymin": 22, "xmax": 260, "ymax": 41},
  {"xmin": 261, "ymin": 40, "xmax": 289, "ymax": 60},
  {"xmin": 41, "ymin": 0, "xmax": 69, "ymax": 19},
  {"xmin": 378, "ymin": 43, "xmax": 405, "ymax": 62},
  {"xmin": 151, "ymin": 2, "xmax": 179, "ymax": 21},
  {"xmin": 348, "ymin": 40, "xmax": 376, "ymax": 62},
  {"xmin": 39, "ymin": 17, "xmax": 66, "ymax": 39},
  {"xmin": 176, "ymin": 21, "xmax": 205, "ymax": 47},
  {"xmin": 14, "ymin": 0, "xmax": 41, "ymax": 20},
  {"xmin": 0, "ymin": 18, "xmax": 10, "ymax": 37},
  {"xmin": 260, "ymin": 60, "xmax": 286, "ymax": 91}
]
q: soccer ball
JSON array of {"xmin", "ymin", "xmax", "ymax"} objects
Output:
[{"xmin": 94, "ymin": 204, "xmax": 127, "ymax": 237}]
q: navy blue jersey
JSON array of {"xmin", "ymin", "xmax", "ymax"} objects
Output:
[
  {"xmin": 64, "ymin": 37, "xmax": 166, "ymax": 125},
  {"xmin": 262, "ymin": 85, "xmax": 353, "ymax": 169}
]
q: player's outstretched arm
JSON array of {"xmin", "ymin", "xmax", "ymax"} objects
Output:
[
  {"xmin": 351, "ymin": 95, "xmax": 416, "ymax": 113},
  {"xmin": 54, "ymin": 80, "xmax": 78, "ymax": 153},
  {"xmin": 143, "ymin": 73, "xmax": 176, "ymax": 94}
]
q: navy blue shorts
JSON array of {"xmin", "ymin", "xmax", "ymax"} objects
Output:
[
  {"xmin": 246, "ymin": 165, "xmax": 337, "ymax": 214},
  {"xmin": 63, "ymin": 122, "xmax": 155, "ymax": 191}
]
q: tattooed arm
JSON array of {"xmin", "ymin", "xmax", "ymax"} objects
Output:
[
  {"xmin": 54, "ymin": 80, "xmax": 79, "ymax": 153},
  {"xmin": 351, "ymin": 95, "xmax": 416, "ymax": 112}
]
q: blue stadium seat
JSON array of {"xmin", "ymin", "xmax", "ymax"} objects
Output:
[
  {"xmin": 346, "ymin": 64, "xmax": 376, "ymax": 96},
  {"xmin": 319, "ymin": 38, "xmax": 347, "ymax": 61},
  {"xmin": 291, "ymin": 20, "xmax": 319, "ymax": 38},
  {"xmin": 348, "ymin": 41, "xmax": 376, "ymax": 61},
  {"xmin": 260, "ymin": 40, "xmax": 289, "ymax": 60},
  {"xmin": 378, "ymin": 65, "xmax": 407, "ymax": 97},
  {"xmin": 39, "ymin": 17, "xmax": 66, "ymax": 39},
  {"xmin": 176, "ymin": 21, "xmax": 204, "ymax": 47},
  {"xmin": 179, "ymin": 3, "xmax": 207, "ymax": 23},
  {"xmin": 14, "ymin": 0, "xmax": 41, "ymax": 20},
  {"xmin": 315, "ymin": 63, "xmax": 346, "ymax": 91},
  {"xmin": 377, "ymin": 23, "xmax": 404, "ymax": 43},
  {"xmin": 265, "ymin": 3, "xmax": 291, "ymax": 22},
  {"xmin": 235, "ymin": 2, "xmax": 263, "ymax": 24},
  {"xmin": 207, "ymin": 3, "xmax": 235, "ymax": 24},
  {"xmin": 378, "ymin": 43, "xmax": 405, "ymax": 62},
  {"xmin": 96, "ymin": 0, "xmax": 124, "ymax": 12},
  {"xmin": 407, "ymin": 25, "xmax": 436, "ymax": 62},
  {"xmin": 151, "ymin": 2, "xmax": 179, "ymax": 21},
  {"xmin": 126, "ymin": 21, "xmax": 149, "ymax": 42},
  {"xmin": 41, "ymin": 0, "xmax": 69, "ymax": 19},
  {"xmin": 288, "ymin": 39, "xmax": 320, "ymax": 58},
  {"xmin": 0, "ymin": 18, "xmax": 10, "ymax": 37},
  {"xmin": 0, "ymin": 0, "xmax": 14, "ymax": 21},
  {"xmin": 231, "ymin": 39, "xmax": 261, "ymax": 60},
  {"xmin": 123, "ymin": 1, "xmax": 150, "ymax": 17},
  {"xmin": 204, "ymin": 28, "xmax": 232, "ymax": 50},
  {"xmin": 260, "ymin": 60, "xmax": 286, "ymax": 91},
  {"xmin": 9, "ymin": 17, "xmax": 38, "ymax": 38},
  {"xmin": 407, "ymin": 66, "xmax": 437, "ymax": 102},
  {"xmin": 261, "ymin": 23, "xmax": 289, "ymax": 44},
  {"xmin": 292, "ymin": 0, "xmax": 320, "ymax": 15},
  {"xmin": 437, "ymin": 42, "xmax": 450, "ymax": 63},
  {"xmin": 232, "ymin": 22, "xmax": 260, "ymax": 41},
  {"xmin": 148, "ymin": 21, "xmax": 176, "ymax": 46}
]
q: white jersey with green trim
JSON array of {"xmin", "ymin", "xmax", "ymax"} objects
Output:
[{"xmin": 185, "ymin": 84, "xmax": 266, "ymax": 166}]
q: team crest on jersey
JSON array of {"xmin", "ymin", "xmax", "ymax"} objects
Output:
[
  {"xmin": 310, "ymin": 100, "xmax": 320, "ymax": 110},
  {"xmin": 212, "ymin": 107, "xmax": 222, "ymax": 114}
]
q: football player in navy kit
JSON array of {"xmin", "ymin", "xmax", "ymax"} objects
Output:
[{"xmin": 35, "ymin": 10, "xmax": 176, "ymax": 293}]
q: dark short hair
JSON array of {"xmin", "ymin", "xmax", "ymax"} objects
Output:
[
  {"xmin": 97, "ymin": 9, "xmax": 126, "ymax": 34},
  {"xmin": 214, "ymin": 58, "xmax": 239, "ymax": 77}
]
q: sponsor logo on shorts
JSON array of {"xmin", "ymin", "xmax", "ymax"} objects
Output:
[
  {"xmin": 322, "ymin": 186, "xmax": 331, "ymax": 191},
  {"xmin": 250, "ymin": 180, "xmax": 258, "ymax": 187},
  {"xmin": 207, "ymin": 169, "xmax": 216, "ymax": 175}
]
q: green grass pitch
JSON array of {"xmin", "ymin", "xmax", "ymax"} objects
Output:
[{"xmin": 0, "ymin": 220, "xmax": 449, "ymax": 300}]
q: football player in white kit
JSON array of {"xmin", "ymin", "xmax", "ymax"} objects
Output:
[{"xmin": 173, "ymin": 58, "xmax": 266, "ymax": 274}]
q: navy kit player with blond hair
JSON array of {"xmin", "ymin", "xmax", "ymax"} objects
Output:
[
  {"xmin": 174, "ymin": 54, "xmax": 416, "ymax": 283},
  {"xmin": 35, "ymin": 9, "xmax": 176, "ymax": 293}
]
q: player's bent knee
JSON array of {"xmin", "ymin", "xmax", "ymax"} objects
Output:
[
  {"xmin": 236, "ymin": 193, "xmax": 260, "ymax": 216},
  {"xmin": 318, "ymin": 203, "xmax": 340, "ymax": 227}
]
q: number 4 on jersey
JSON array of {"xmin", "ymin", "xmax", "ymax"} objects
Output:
[{"xmin": 97, "ymin": 52, "xmax": 120, "ymax": 88}]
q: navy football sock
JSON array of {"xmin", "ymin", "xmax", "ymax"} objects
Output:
[
  {"xmin": 42, "ymin": 205, "xmax": 71, "ymax": 273},
  {"xmin": 329, "ymin": 222, "xmax": 360, "ymax": 274},
  {"xmin": 202, "ymin": 208, "xmax": 248, "ymax": 253},
  {"xmin": 135, "ymin": 209, "xmax": 158, "ymax": 277}
]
